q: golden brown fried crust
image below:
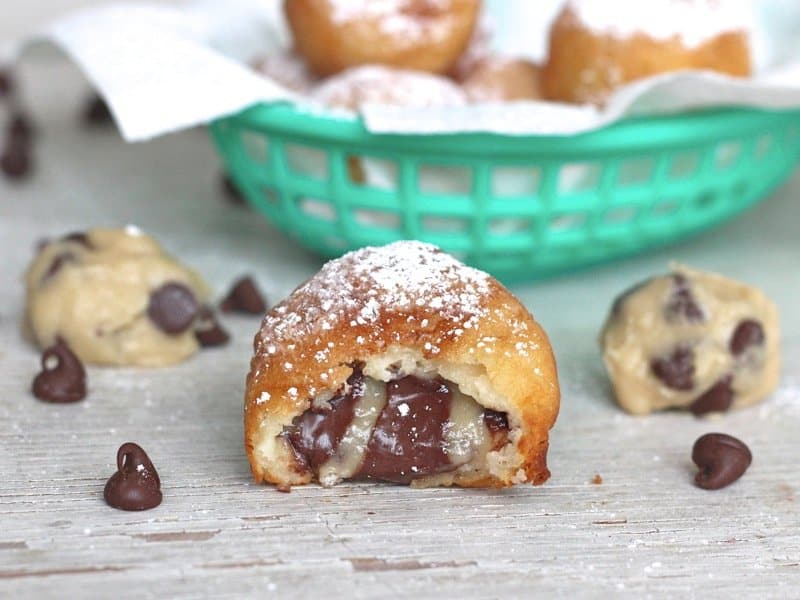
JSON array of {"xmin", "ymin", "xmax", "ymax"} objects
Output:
[
  {"xmin": 244, "ymin": 242, "xmax": 559, "ymax": 488},
  {"xmin": 542, "ymin": 7, "xmax": 751, "ymax": 105},
  {"xmin": 285, "ymin": 0, "xmax": 482, "ymax": 77}
]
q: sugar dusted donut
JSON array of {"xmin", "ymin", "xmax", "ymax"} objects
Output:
[
  {"xmin": 542, "ymin": 0, "xmax": 752, "ymax": 105},
  {"xmin": 284, "ymin": 0, "xmax": 482, "ymax": 77},
  {"xmin": 252, "ymin": 49, "xmax": 318, "ymax": 94},
  {"xmin": 461, "ymin": 56, "xmax": 542, "ymax": 103},
  {"xmin": 312, "ymin": 65, "xmax": 467, "ymax": 110},
  {"xmin": 244, "ymin": 241, "xmax": 560, "ymax": 489}
]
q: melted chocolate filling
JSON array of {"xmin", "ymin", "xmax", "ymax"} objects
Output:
[
  {"xmin": 284, "ymin": 370, "xmax": 509, "ymax": 484},
  {"xmin": 286, "ymin": 370, "xmax": 364, "ymax": 472}
]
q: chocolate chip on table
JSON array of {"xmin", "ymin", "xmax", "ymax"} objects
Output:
[
  {"xmin": 83, "ymin": 94, "xmax": 113, "ymax": 126},
  {"xmin": 650, "ymin": 346, "xmax": 695, "ymax": 391},
  {"xmin": 104, "ymin": 443, "xmax": 162, "ymax": 511},
  {"xmin": 147, "ymin": 282, "xmax": 199, "ymax": 334},
  {"xmin": 0, "ymin": 70, "xmax": 12, "ymax": 97},
  {"xmin": 689, "ymin": 375, "xmax": 734, "ymax": 416},
  {"xmin": 1, "ymin": 138, "xmax": 32, "ymax": 180},
  {"xmin": 692, "ymin": 433, "xmax": 752, "ymax": 490},
  {"xmin": 221, "ymin": 173, "xmax": 245, "ymax": 206},
  {"xmin": 8, "ymin": 112, "xmax": 34, "ymax": 141},
  {"xmin": 220, "ymin": 276, "xmax": 267, "ymax": 315},
  {"xmin": 194, "ymin": 306, "xmax": 230, "ymax": 347},
  {"xmin": 31, "ymin": 338, "xmax": 87, "ymax": 403},
  {"xmin": 665, "ymin": 274, "xmax": 704, "ymax": 323},
  {"xmin": 730, "ymin": 319, "xmax": 765, "ymax": 356}
]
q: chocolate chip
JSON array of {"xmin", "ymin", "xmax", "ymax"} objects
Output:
[
  {"xmin": 1, "ymin": 138, "xmax": 32, "ymax": 180},
  {"xmin": 483, "ymin": 410, "xmax": 509, "ymax": 433},
  {"xmin": 61, "ymin": 232, "xmax": 93, "ymax": 248},
  {"xmin": 692, "ymin": 433, "xmax": 752, "ymax": 490},
  {"xmin": 31, "ymin": 338, "xmax": 87, "ymax": 403},
  {"xmin": 221, "ymin": 173, "xmax": 245, "ymax": 205},
  {"xmin": 650, "ymin": 346, "xmax": 695, "ymax": 391},
  {"xmin": 730, "ymin": 319, "xmax": 765, "ymax": 356},
  {"xmin": 689, "ymin": 375, "xmax": 734, "ymax": 416},
  {"xmin": 194, "ymin": 306, "xmax": 230, "ymax": 347},
  {"xmin": 84, "ymin": 94, "xmax": 113, "ymax": 125},
  {"xmin": 0, "ymin": 70, "xmax": 12, "ymax": 98},
  {"xmin": 610, "ymin": 278, "xmax": 651, "ymax": 317},
  {"xmin": 220, "ymin": 276, "xmax": 266, "ymax": 315},
  {"xmin": 8, "ymin": 112, "xmax": 34, "ymax": 142},
  {"xmin": 42, "ymin": 252, "xmax": 76, "ymax": 281},
  {"xmin": 147, "ymin": 282, "xmax": 199, "ymax": 334},
  {"xmin": 665, "ymin": 274, "xmax": 704, "ymax": 323},
  {"xmin": 104, "ymin": 443, "xmax": 162, "ymax": 511}
]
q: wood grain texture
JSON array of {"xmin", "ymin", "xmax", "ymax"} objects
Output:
[{"xmin": 1, "ymin": 55, "xmax": 799, "ymax": 599}]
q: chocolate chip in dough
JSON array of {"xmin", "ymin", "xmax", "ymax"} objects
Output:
[
  {"xmin": 610, "ymin": 278, "xmax": 652, "ymax": 317},
  {"xmin": 220, "ymin": 276, "xmax": 267, "ymax": 315},
  {"xmin": 83, "ymin": 94, "xmax": 113, "ymax": 126},
  {"xmin": 665, "ymin": 274, "xmax": 704, "ymax": 323},
  {"xmin": 42, "ymin": 252, "xmax": 76, "ymax": 282},
  {"xmin": 1, "ymin": 138, "xmax": 32, "ymax": 180},
  {"xmin": 147, "ymin": 282, "xmax": 199, "ymax": 334},
  {"xmin": 194, "ymin": 306, "xmax": 230, "ymax": 347},
  {"xmin": 221, "ymin": 173, "xmax": 245, "ymax": 206},
  {"xmin": 650, "ymin": 346, "xmax": 695, "ymax": 391},
  {"xmin": 104, "ymin": 443, "xmax": 162, "ymax": 511},
  {"xmin": 730, "ymin": 319, "xmax": 765, "ymax": 356},
  {"xmin": 692, "ymin": 433, "xmax": 752, "ymax": 490},
  {"xmin": 61, "ymin": 231, "xmax": 93, "ymax": 248},
  {"xmin": 31, "ymin": 338, "xmax": 87, "ymax": 403},
  {"xmin": 689, "ymin": 376, "xmax": 734, "ymax": 416}
]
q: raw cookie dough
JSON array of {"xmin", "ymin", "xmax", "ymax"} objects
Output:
[
  {"xmin": 600, "ymin": 264, "xmax": 780, "ymax": 415},
  {"xmin": 25, "ymin": 227, "xmax": 210, "ymax": 367}
]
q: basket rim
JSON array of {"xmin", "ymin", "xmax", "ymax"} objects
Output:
[{"xmin": 214, "ymin": 102, "xmax": 800, "ymax": 157}]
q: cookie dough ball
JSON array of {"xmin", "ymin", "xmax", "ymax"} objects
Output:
[
  {"xmin": 25, "ymin": 227, "xmax": 210, "ymax": 367},
  {"xmin": 285, "ymin": 0, "xmax": 482, "ymax": 77},
  {"xmin": 600, "ymin": 265, "xmax": 780, "ymax": 416},
  {"xmin": 542, "ymin": 0, "xmax": 752, "ymax": 105},
  {"xmin": 461, "ymin": 57, "xmax": 542, "ymax": 103}
]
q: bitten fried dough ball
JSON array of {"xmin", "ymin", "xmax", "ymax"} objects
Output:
[
  {"xmin": 284, "ymin": 0, "xmax": 482, "ymax": 77},
  {"xmin": 244, "ymin": 241, "xmax": 560, "ymax": 489},
  {"xmin": 542, "ymin": 0, "xmax": 752, "ymax": 105}
]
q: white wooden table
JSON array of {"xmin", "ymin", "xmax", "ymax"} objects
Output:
[{"xmin": 1, "ymin": 54, "xmax": 799, "ymax": 599}]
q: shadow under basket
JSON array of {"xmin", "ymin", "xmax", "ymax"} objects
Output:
[{"xmin": 210, "ymin": 103, "xmax": 800, "ymax": 281}]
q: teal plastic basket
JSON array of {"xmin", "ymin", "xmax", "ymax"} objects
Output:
[{"xmin": 210, "ymin": 103, "xmax": 800, "ymax": 280}]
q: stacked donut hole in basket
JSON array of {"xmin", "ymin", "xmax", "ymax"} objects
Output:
[{"xmin": 256, "ymin": 0, "xmax": 752, "ymax": 112}]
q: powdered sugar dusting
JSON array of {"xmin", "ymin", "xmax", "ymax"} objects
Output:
[
  {"xmin": 328, "ymin": 0, "xmax": 454, "ymax": 45},
  {"xmin": 313, "ymin": 65, "xmax": 467, "ymax": 110},
  {"xmin": 258, "ymin": 241, "xmax": 495, "ymax": 362},
  {"xmin": 568, "ymin": 0, "xmax": 752, "ymax": 48}
]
